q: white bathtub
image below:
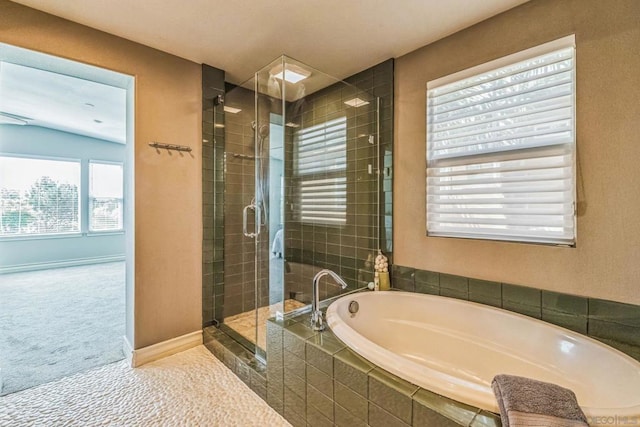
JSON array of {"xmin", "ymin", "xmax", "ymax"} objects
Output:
[{"xmin": 326, "ymin": 291, "xmax": 640, "ymax": 420}]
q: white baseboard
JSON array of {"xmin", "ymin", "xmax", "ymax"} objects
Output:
[
  {"xmin": 0, "ymin": 255, "xmax": 125, "ymax": 274},
  {"xmin": 123, "ymin": 330, "xmax": 203, "ymax": 368}
]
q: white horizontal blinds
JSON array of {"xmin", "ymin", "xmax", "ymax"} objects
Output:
[
  {"xmin": 426, "ymin": 41, "xmax": 576, "ymax": 245},
  {"xmin": 89, "ymin": 162, "xmax": 124, "ymax": 231},
  {"xmin": 0, "ymin": 156, "xmax": 80, "ymax": 236},
  {"xmin": 295, "ymin": 117, "xmax": 347, "ymax": 225}
]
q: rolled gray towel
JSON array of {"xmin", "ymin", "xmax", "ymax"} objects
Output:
[{"xmin": 492, "ymin": 374, "xmax": 589, "ymax": 427}]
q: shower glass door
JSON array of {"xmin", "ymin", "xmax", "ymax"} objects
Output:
[{"xmin": 219, "ymin": 56, "xmax": 380, "ymax": 362}]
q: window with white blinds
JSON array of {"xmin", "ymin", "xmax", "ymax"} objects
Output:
[
  {"xmin": 426, "ymin": 36, "xmax": 576, "ymax": 245},
  {"xmin": 294, "ymin": 117, "xmax": 347, "ymax": 225},
  {"xmin": 0, "ymin": 156, "xmax": 80, "ymax": 236},
  {"xmin": 89, "ymin": 162, "xmax": 123, "ymax": 232}
]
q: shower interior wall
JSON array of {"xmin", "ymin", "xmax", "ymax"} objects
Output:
[{"xmin": 203, "ymin": 59, "xmax": 394, "ymax": 330}]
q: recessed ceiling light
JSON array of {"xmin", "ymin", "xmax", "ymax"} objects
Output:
[
  {"xmin": 344, "ymin": 97, "xmax": 370, "ymax": 108},
  {"xmin": 271, "ymin": 63, "xmax": 311, "ymax": 84},
  {"xmin": 285, "ymin": 122, "xmax": 300, "ymax": 128},
  {"xmin": 223, "ymin": 106, "xmax": 241, "ymax": 114}
]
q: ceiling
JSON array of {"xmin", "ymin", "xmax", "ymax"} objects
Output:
[
  {"xmin": 0, "ymin": 61, "xmax": 126, "ymax": 143},
  {"xmin": 11, "ymin": 0, "xmax": 530, "ymax": 84}
]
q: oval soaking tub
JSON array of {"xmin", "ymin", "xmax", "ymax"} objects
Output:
[{"xmin": 326, "ymin": 291, "xmax": 640, "ymax": 419}]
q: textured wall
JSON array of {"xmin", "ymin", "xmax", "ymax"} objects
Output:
[
  {"xmin": 394, "ymin": 0, "xmax": 640, "ymax": 304},
  {"xmin": 0, "ymin": 1, "xmax": 203, "ymax": 348}
]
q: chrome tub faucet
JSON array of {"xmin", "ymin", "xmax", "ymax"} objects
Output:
[{"xmin": 311, "ymin": 269, "xmax": 348, "ymax": 331}]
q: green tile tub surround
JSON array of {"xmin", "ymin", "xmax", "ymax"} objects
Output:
[
  {"xmin": 542, "ymin": 291, "xmax": 588, "ymax": 334},
  {"xmin": 284, "ymin": 361, "xmax": 307, "ymax": 398},
  {"xmin": 335, "ymin": 402, "xmax": 368, "ymax": 427},
  {"xmin": 589, "ymin": 298, "xmax": 640, "ymax": 347},
  {"xmin": 207, "ymin": 318, "xmax": 503, "ymax": 427},
  {"xmin": 283, "ymin": 321, "xmax": 317, "ymax": 359},
  {"xmin": 412, "ymin": 388, "xmax": 478, "ymax": 427},
  {"xmin": 369, "ymin": 368, "xmax": 420, "ymax": 425},
  {"xmin": 502, "ymin": 283, "xmax": 541, "ymax": 318},
  {"xmin": 306, "ymin": 330, "xmax": 345, "ymax": 376},
  {"xmin": 439, "ymin": 274, "xmax": 469, "ymax": 300},
  {"xmin": 369, "ymin": 402, "xmax": 411, "ymax": 427},
  {"xmin": 391, "ymin": 265, "xmax": 416, "ymax": 292},
  {"xmin": 334, "ymin": 347, "xmax": 375, "ymax": 397},
  {"xmin": 334, "ymin": 381, "xmax": 368, "ymax": 422},
  {"xmin": 307, "ymin": 404, "xmax": 334, "ymax": 427},
  {"xmin": 307, "ymin": 363, "xmax": 333, "ymax": 398},
  {"xmin": 468, "ymin": 279, "xmax": 501, "ymax": 308},
  {"xmin": 284, "ymin": 348, "xmax": 307, "ymax": 380},
  {"xmin": 414, "ymin": 269, "xmax": 439, "ymax": 295},
  {"xmin": 391, "ymin": 264, "xmax": 640, "ymax": 361},
  {"xmin": 307, "ymin": 382, "xmax": 334, "ymax": 421}
]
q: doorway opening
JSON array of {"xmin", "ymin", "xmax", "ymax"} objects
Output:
[{"xmin": 0, "ymin": 43, "xmax": 134, "ymax": 395}]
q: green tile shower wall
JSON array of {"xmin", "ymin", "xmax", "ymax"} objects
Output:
[
  {"xmin": 284, "ymin": 59, "xmax": 394, "ymax": 302},
  {"xmin": 391, "ymin": 265, "xmax": 640, "ymax": 361},
  {"xmin": 202, "ymin": 64, "xmax": 226, "ymax": 327}
]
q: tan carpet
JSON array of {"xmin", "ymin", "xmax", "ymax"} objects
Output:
[
  {"xmin": 0, "ymin": 261, "xmax": 125, "ymax": 395},
  {"xmin": 0, "ymin": 345, "xmax": 290, "ymax": 427}
]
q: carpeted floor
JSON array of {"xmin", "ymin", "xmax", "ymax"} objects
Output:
[
  {"xmin": 0, "ymin": 345, "xmax": 290, "ymax": 426},
  {"xmin": 0, "ymin": 262, "xmax": 125, "ymax": 395}
]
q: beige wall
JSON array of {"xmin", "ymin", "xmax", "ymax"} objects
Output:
[
  {"xmin": 0, "ymin": 1, "xmax": 203, "ymax": 348},
  {"xmin": 395, "ymin": 0, "xmax": 640, "ymax": 305}
]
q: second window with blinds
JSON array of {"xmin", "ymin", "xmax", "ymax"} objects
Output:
[
  {"xmin": 89, "ymin": 161, "xmax": 124, "ymax": 232},
  {"xmin": 426, "ymin": 35, "xmax": 576, "ymax": 245},
  {"xmin": 294, "ymin": 117, "xmax": 347, "ymax": 226}
]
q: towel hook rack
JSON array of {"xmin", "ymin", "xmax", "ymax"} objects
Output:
[{"xmin": 149, "ymin": 141, "xmax": 192, "ymax": 153}]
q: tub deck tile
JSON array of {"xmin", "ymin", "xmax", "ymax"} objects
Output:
[
  {"xmin": 306, "ymin": 330, "xmax": 346, "ymax": 355},
  {"xmin": 283, "ymin": 323, "xmax": 317, "ymax": 359}
]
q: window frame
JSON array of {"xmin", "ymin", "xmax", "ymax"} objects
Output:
[
  {"xmin": 88, "ymin": 160, "xmax": 124, "ymax": 234},
  {"xmin": 425, "ymin": 35, "xmax": 577, "ymax": 246}
]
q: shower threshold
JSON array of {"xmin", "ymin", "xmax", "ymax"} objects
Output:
[{"xmin": 223, "ymin": 299, "xmax": 306, "ymax": 351}]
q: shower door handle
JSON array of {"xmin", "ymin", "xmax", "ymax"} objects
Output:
[{"xmin": 243, "ymin": 203, "xmax": 257, "ymax": 238}]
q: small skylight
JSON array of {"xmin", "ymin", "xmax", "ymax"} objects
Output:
[
  {"xmin": 343, "ymin": 97, "xmax": 370, "ymax": 108},
  {"xmin": 270, "ymin": 63, "xmax": 311, "ymax": 84}
]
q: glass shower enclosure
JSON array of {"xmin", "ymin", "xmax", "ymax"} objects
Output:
[{"xmin": 217, "ymin": 56, "xmax": 380, "ymax": 361}]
